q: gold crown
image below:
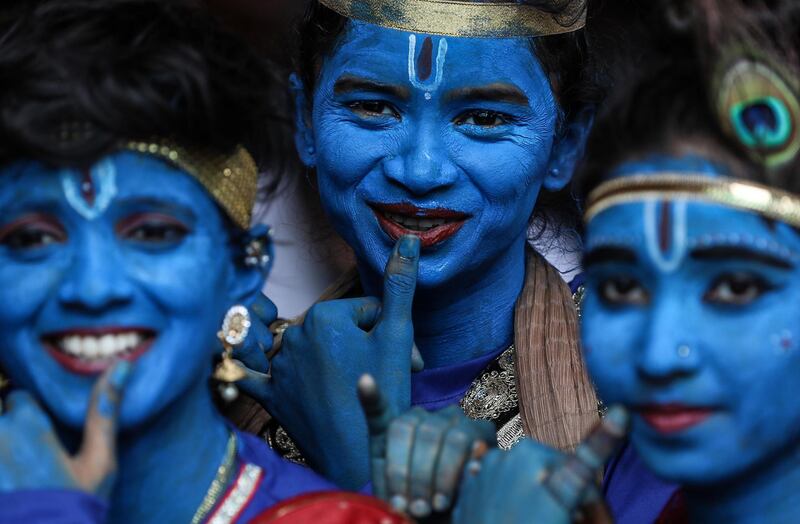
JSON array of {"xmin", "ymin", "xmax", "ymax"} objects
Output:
[
  {"xmin": 319, "ymin": 0, "xmax": 586, "ymax": 38},
  {"xmin": 584, "ymin": 173, "xmax": 800, "ymax": 228},
  {"xmin": 124, "ymin": 140, "xmax": 258, "ymax": 230}
]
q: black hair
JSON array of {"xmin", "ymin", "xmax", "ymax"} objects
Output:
[
  {"xmin": 0, "ymin": 0, "xmax": 279, "ymax": 172},
  {"xmin": 575, "ymin": 0, "xmax": 800, "ymax": 201}
]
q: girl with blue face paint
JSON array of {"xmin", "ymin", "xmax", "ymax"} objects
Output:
[
  {"xmin": 469, "ymin": 1, "xmax": 800, "ymax": 522},
  {"xmin": 579, "ymin": 1, "xmax": 800, "ymax": 521},
  {"xmin": 0, "ymin": 1, "xmax": 345, "ymax": 522},
  {"xmin": 232, "ymin": 1, "xmax": 677, "ymax": 521}
]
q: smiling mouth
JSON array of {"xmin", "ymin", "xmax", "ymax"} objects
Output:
[
  {"xmin": 371, "ymin": 203, "xmax": 469, "ymax": 248},
  {"xmin": 638, "ymin": 404, "xmax": 716, "ymax": 434},
  {"xmin": 43, "ymin": 328, "xmax": 155, "ymax": 375}
]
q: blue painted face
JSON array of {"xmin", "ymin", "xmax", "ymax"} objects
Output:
[
  {"xmin": 582, "ymin": 154, "xmax": 800, "ymax": 487},
  {"xmin": 296, "ymin": 22, "xmax": 580, "ymax": 286},
  {"xmin": 0, "ymin": 152, "xmax": 272, "ymax": 430}
]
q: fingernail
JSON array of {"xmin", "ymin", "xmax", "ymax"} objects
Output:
[
  {"xmin": 109, "ymin": 360, "xmax": 132, "ymax": 390},
  {"xmin": 390, "ymin": 495, "xmax": 408, "ymax": 512},
  {"xmin": 398, "ymin": 235, "xmax": 419, "ymax": 259},
  {"xmin": 410, "ymin": 499, "xmax": 431, "ymax": 518},
  {"xmin": 432, "ymin": 493, "xmax": 450, "ymax": 512},
  {"xmin": 603, "ymin": 405, "xmax": 630, "ymax": 435}
]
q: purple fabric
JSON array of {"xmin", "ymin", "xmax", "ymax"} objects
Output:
[
  {"xmin": 411, "ymin": 342, "xmax": 510, "ymax": 411},
  {"xmin": 234, "ymin": 429, "xmax": 336, "ymax": 522},
  {"xmin": 0, "ymin": 489, "xmax": 106, "ymax": 524},
  {"xmin": 603, "ymin": 441, "xmax": 680, "ymax": 524}
]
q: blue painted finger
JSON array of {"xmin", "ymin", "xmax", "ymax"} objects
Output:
[{"xmin": 379, "ymin": 235, "xmax": 420, "ymax": 330}]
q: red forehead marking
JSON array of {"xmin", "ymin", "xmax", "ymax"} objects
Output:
[{"xmin": 416, "ymin": 36, "xmax": 434, "ymax": 82}]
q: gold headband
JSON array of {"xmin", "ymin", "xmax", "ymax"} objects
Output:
[
  {"xmin": 319, "ymin": 0, "xmax": 586, "ymax": 38},
  {"xmin": 124, "ymin": 140, "xmax": 258, "ymax": 230},
  {"xmin": 584, "ymin": 173, "xmax": 800, "ymax": 228}
]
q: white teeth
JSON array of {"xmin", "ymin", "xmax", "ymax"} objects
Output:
[
  {"xmin": 53, "ymin": 331, "xmax": 149, "ymax": 361},
  {"xmin": 384, "ymin": 212, "xmax": 459, "ymax": 231},
  {"xmin": 84, "ymin": 337, "xmax": 99, "ymax": 358},
  {"xmin": 64, "ymin": 336, "xmax": 81, "ymax": 355}
]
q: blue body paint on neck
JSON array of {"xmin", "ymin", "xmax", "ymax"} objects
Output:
[
  {"xmin": 0, "ymin": 152, "xmax": 272, "ymax": 522},
  {"xmin": 583, "ymin": 154, "xmax": 800, "ymax": 523},
  {"xmin": 299, "ymin": 21, "xmax": 580, "ymax": 368}
]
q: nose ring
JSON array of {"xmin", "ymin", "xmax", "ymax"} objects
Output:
[{"xmin": 677, "ymin": 345, "xmax": 691, "ymax": 358}]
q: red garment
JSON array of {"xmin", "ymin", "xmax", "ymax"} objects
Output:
[{"xmin": 253, "ymin": 492, "xmax": 412, "ymax": 524}]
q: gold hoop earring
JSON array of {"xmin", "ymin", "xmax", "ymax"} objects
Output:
[{"xmin": 214, "ymin": 305, "xmax": 250, "ymax": 402}]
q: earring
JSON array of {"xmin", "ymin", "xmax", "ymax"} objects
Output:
[
  {"xmin": 214, "ymin": 305, "xmax": 250, "ymax": 402},
  {"xmin": 244, "ymin": 231, "xmax": 272, "ymax": 268},
  {"xmin": 677, "ymin": 345, "xmax": 691, "ymax": 358},
  {"xmin": 549, "ymin": 167, "xmax": 561, "ymax": 178}
]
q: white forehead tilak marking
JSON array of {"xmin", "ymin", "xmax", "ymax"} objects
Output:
[
  {"xmin": 644, "ymin": 199, "xmax": 688, "ymax": 273},
  {"xmin": 407, "ymin": 34, "xmax": 448, "ymax": 100},
  {"xmin": 61, "ymin": 158, "xmax": 118, "ymax": 220}
]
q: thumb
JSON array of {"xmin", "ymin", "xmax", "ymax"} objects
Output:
[
  {"xmin": 73, "ymin": 360, "xmax": 132, "ymax": 495},
  {"xmin": 544, "ymin": 405, "xmax": 629, "ymax": 511}
]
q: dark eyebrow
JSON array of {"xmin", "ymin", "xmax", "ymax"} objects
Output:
[
  {"xmin": 691, "ymin": 246, "xmax": 794, "ymax": 269},
  {"xmin": 583, "ymin": 246, "xmax": 638, "ymax": 267},
  {"xmin": 333, "ymin": 75, "xmax": 411, "ymax": 100},
  {"xmin": 443, "ymin": 83, "xmax": 529, "ymax": 106}
]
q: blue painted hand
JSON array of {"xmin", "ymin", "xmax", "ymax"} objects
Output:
[
  {"xmin": 0, "ymin": 361, "xmax": 131, "ymax": 498},
  {"xmin": 357, "ymin": 374, "xmax": 495, "ymax": 519},
  {"xmin": 453, "ymin": 406, "xmax": 629, "ymax": 524},
  {"xmin": 238, "ymin": 235, "xmax": 423, "ymax": 489}
]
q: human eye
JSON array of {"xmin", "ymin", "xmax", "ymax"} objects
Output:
[
  {"xmin": 704, "ymin": 272, "xmax": 775, "ymax": 306},
  {"xmin": 454, "ymin": 109, "xmax": 513, "ymax": 128},
  {"xmin": 598, "ymin": 276, "xmax": 649, "ymax": 306},
  {"xmin": 0, "ymin": 215, "xmax": 66, "ymax": 251},
  {"xmin": 347, "ymin": 100, "xmax": 400, "ymax": 120},
  {"xmin": 117, "ymin": 213, "xmax": 190, "ymax": 246}
]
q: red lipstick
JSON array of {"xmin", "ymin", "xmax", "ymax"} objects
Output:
[
  {"xmin": 639, "ymin": 404, "xmax": 714, "ymax": 434},
  {"xmin": 371, "ymin": 203, "xmax": 469, "ymax": 248}
]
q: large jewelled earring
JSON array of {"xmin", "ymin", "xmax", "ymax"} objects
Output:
[{"xmin": 214, "ymin": 305, "xmax": 250, "ymax": 402}]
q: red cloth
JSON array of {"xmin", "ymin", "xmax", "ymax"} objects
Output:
[{"xmin": 252, "ymin": 492, "xmax": 413, "ymax": 524}]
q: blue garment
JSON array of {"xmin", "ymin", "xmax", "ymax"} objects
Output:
[
  {"xmin": 0, "ymin": 429, "xmax": 334, "ymax": 524},
  {"xmin": 604, "ymin": 440, "xmax": 681, "ymax": 524},
  {"xmin": 0, "ymin": 490, "xmax": 106, "ymax": 524}
]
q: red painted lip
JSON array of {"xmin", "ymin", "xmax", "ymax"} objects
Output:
[
  {"xmin": 42, "ymin": 327, "xmax": 155, "ymax": 376},
  {"xmin": 370, "ymin": 203, "xmax": 470, "ymax": 248},
  {"xmin": 638, "ymin": 404, "xmax": 715, "ymax": 434}
]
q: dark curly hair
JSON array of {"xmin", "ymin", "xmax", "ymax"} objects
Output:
[{"xmin": 0, "ymin": 0, "xmax": 278, "ymax": 171}]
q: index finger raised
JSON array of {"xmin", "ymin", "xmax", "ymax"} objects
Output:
[{"xmin": 378, "ymin": 235, "xmax": 420, "ymax": 330}]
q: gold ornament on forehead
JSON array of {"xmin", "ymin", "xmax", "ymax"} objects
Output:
[
  {"xmin": 584, "ymin": 173, "xmax": 800, "ymax": 229},
  {"xmin": 319, "ymin": 0, "xmax": 586, "ymax": 38},
  {"xmin": 124, "ymin": 140, "xmax": 258, "ymax": 230}
]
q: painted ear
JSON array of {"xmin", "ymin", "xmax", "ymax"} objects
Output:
[
  {"xmin": 290, "ymin": 73, "xmax": 317, "ymax": 168},
  {"xmin": 229, "ymin": 224, "xmax": 274, "ymax": 305},
  {"xmin": 544, "ymin": 106, "xmax": 595, "ymax": 191}
]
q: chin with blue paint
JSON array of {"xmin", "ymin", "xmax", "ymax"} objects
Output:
[
  {"xmin": 582, "ymin": 152, "xmax": 800, "ymax": 507},
  {"xmin": 295, "ymin": 20, "xmax": 576, "ymax": 290},
  {"xmin": 0, "ymin": 152, "xmax": 263, "ymax": 431}
]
